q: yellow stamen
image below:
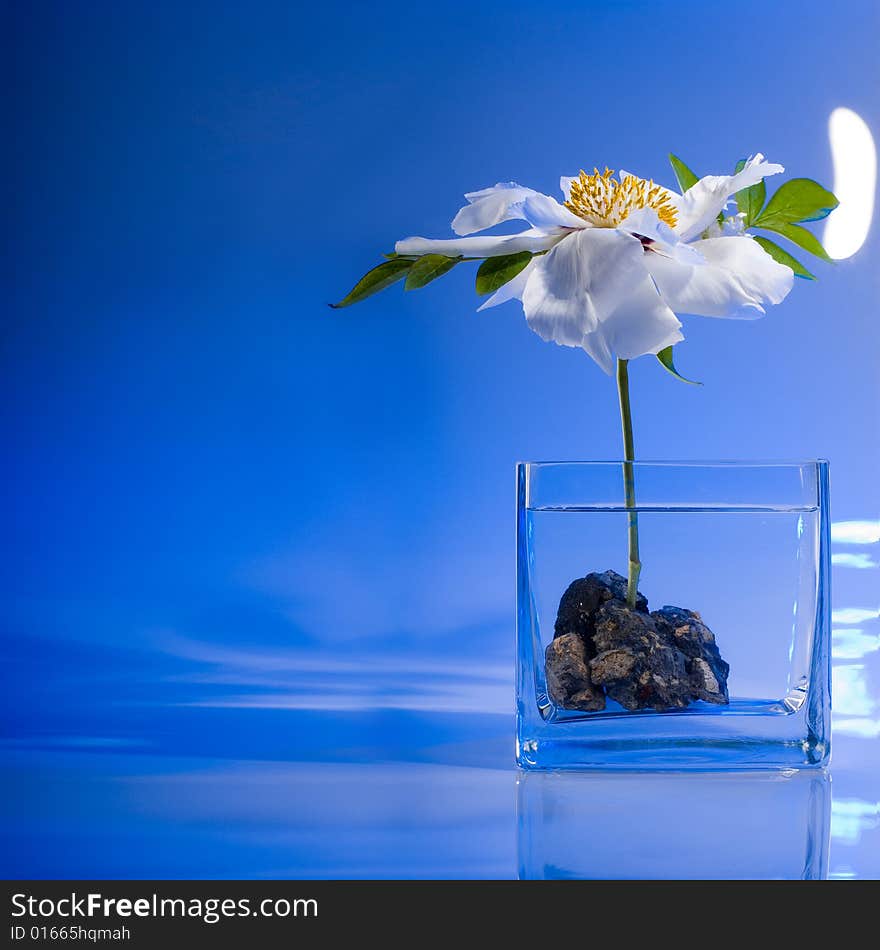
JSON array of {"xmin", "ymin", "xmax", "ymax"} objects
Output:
[{"xmin": 565, "ymin": 168, "xmax": 678, "ymax": 229}]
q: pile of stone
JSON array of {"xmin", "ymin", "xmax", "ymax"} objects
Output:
[{"xmin": 544, "ymin": 570, "xmax": 729, "ymax": 712}]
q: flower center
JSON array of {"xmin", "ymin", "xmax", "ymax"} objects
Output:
[{"xmin": 565, "ymin": 167, "xmax": 678, "ymax": 229}]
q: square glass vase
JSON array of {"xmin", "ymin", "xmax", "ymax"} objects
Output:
[{"xmin": 516, "ymin": 460, "xmax": 831, "ymax": 770}]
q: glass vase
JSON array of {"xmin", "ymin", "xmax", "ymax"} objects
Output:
[{"xmin": 516, "ymin": 460, "xmax": 831, "ymax": 770}]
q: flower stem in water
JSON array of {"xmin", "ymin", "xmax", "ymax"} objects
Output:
[{"xmin": 616, "ymin": 358, "xmax": 641, "ymax": 608}]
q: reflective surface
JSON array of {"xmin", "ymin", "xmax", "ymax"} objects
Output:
[
  {"xmin": 518, "ymin": 771, "xmax": 831, "ymax": 879},
  {"xmin": 2, "ymin": 606, "xmax": 878, "ymax": 879},
  {"xmin": 1, "ymin": 511, "xmax": 877, "ymax": 878}
]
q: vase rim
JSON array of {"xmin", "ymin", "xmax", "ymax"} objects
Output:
[{"xmin": 516, "ymin": 459, "xmax": 830, "ymax": 467}]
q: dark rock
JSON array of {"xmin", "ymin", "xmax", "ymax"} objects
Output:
[
  {"xmin": 651, "ymin": 606, "xmax": 730, "ymax": 705},
  {"xmin": 545, "ymin": 568, "xmax": 730, "ymax": 713},
  {"xmin": 554, "ymin": 570, "xmax": 648, "ymax": 641},
  {"xmin": 544, "ymin": 634, "xmax": 606, "ymax": 711},
  {"xmin": 590, "ymin": 602, "xmax": 692, "ymax": 711},
  {"xmin": 545, "ymin": 570, "xmax": 646, "ymax": 713}
]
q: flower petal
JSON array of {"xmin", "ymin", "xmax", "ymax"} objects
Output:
[
  {"xmin": 451, "ymin": 182, "xmax": 537, "ymax": 236},
  {"xmin": 520, "ymin": 228, "xmax": 682, "ymax": 372},
  {"xmin": 619, "ymin": 206, "xmax": 674, "ymax": 243},
  {"xmin": 516, "ymin": 192, "xmax": 586, "ymax": 230},
  {"xmin": 579, "ymin": 327, "xmax": 616, "ymax": 374},
  {"xmin": 395, "ymin": 228, "xmax": 559, "ymax": 259},
  {"xmin": 521, "ymin": 230, "xmax": 603, "ymax": 346},
  {"xmin": 591, "ymin": 274, "xmax": 684, "ymax": 366},
  {"xmin": 673, "ymin": 154, "xmax": 785, "ymax": 243},
  {"xmin": 619, "ymin": 207, "xmax": 704, "ymax": 264},
  {"xmin": 643, "ymin": 235, "xmax": 794, "ymax": 319}
]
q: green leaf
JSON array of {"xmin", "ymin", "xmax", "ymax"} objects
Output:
[
  {"xmin": 404, "ymin": 254, "xmax": 461, "ymax": 290},
  {"xmin": 668, "ymin": 153, "xmax": 699, "ymax": 193},
  {"xmin": 734, "ymin": 158, "xmax": 766, "ymax": 227},
  {"xmin": 755, "ymin": 178, "xmax": 839, "ymax": 226},
  {"xmin": 475, "ymin": 251, "xmax": 533, "ymax": 295},
  {"xmin": 330, "ymin": 258, "xmax": 414, "ymax": 308},
  {"xmin": 756, "ymin": 221, "xmax": 834, "ymax": 262},
  {"xmin": 753, "ymin": 236, "xmax": 816, "ymax": 280},
  {"xmin": 736, "ymin": 181, "xmax": 766, "ymax": 227},
  {"xmin": 656, "ymin": 346, "xmax": 702, "ymax": 386}
]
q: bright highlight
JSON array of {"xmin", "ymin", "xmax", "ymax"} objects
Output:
[{"xmin": 823, "ymin": 108, "xmax": 876, "ymax": 259}]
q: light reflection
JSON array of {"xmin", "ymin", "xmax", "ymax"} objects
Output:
[
  {"xmin": 831, "ymin": 520, "xmax": 880, "ymax": 544},
  {"xmin": 157, "ymin": 633, "xmax": 511, "ymax": 714},
  {"xmin": 831, "ymin": 798, "xmax": 880, "ymax": 845},
  {"xmin": 835, "ymin": 718, "xmax": 880, "ymax": 739},
  {"xmin": 832, "ymin": 664, "xmax": 876, "ymax": 717},
  {"xmin": 5, "ymin": 757, "xmax": 515, "ymax": 879},
  {"xmin": 831, "ymin": 607, "xmax": 880, "ymax": 625},
  {"xmin": 832, "ymin": 552, "xmax": 878, "ymax": 569},
  {"xmin": 832, "ymin": 628, "xmax": 880, "ymax": 660},
  {"xmin": 517, "ymin": 771, "xmax": 830, "ymax": 880},
  {"xmin": 175, "ymin": 687, "xmax": 510, "ymax": 714},
  {"xmin": 823, "ymin": 107, "xmax": 876, "ymax": 260}
]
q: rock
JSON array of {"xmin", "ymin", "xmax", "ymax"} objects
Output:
[
  {"xmin": 544, "ymin": 633, "xmax": 606, "ymax": 711},
  {"xmin": 651, "ymin": 606, "xmax": 730, "ymax": 705},
  {"xmin": 544, "ymin": 568, "xmax": 730, "ymax": 713},
  {"xmin": 590, "ymin": 602, "xmax": 692, "ymax": 711},
  {"xmin": 545, "ymin": 569, "xmax": 644, "ymax": 713},
  {"xmin": 554, "ymin": 570, "xmax": 648, "ymax": 641}
]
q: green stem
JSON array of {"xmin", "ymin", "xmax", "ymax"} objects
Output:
[{"xmin": 616, "ymin": 359, "xmax": 641, "ymax": 608}]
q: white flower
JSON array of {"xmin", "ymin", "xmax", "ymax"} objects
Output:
[
  {"xmin": 705, "ymin": 212, "xmax": 748, "ymax": 238},
  {"xmin": 395, "ymin": 155, "xmax": 794, "ymax": 373}
]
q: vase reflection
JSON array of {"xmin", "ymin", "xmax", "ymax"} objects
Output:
[{"xmin": 517, "ymin": 769, "xmax": 830, "ymax": 879}]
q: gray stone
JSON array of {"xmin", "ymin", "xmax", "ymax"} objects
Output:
[
  {"xmin": 545, "ymin": 569, "xmax": 644, "ymax": 713},
  {"xmin": 544, "ymin": 633, "xmax": 606, "ymax": 711},
  {"xmin": 591, "ymin": 602, "xmax": 692, "ymax": 711},
  {"xmin": 651, "ymin": 605, "xmax": 730, "ymax": 705}
]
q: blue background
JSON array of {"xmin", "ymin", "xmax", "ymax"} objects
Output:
[{"xmin": 3, "ymin": 0, "xmax": 878, "ymax": 878}]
